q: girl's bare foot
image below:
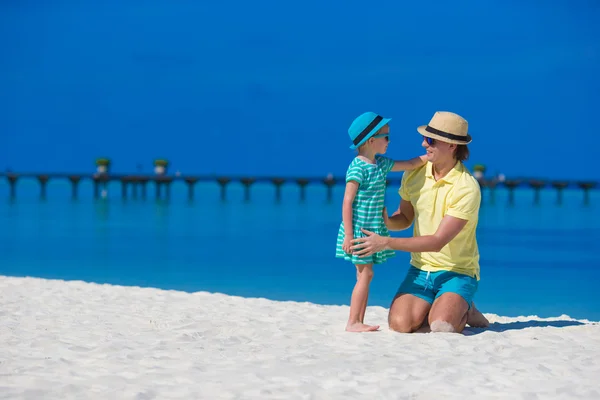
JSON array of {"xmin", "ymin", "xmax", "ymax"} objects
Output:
[{"xmin": 346, "ymin": 322, "xmax": 380, "ymax": 332}]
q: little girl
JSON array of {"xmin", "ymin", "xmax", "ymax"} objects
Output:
[{"xmin": 335, "ymin": 111, "xmax": 426, "ymax": 332}]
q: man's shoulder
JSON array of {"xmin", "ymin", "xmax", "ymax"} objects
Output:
[
  {"xmin": 453, "ymin": 164, "xmax": 482, "ymax": 201},
  {"xmin": 455, "ymin": 164, "xmax": 480, "ymax": 190},
  {"xmin": 399, "ymin": 163, "xmax": 427, "ymax": 200}
]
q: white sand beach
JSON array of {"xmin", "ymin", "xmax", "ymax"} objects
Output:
[{"xmin": 1, "ymin": 276, "xmax": 599, "ymax": 400}]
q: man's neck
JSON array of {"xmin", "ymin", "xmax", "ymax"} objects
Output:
[{"xmin": 432, "ymin": 159, "xmax": 458, "ymax": 181}]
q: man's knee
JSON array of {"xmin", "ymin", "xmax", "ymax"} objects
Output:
[
  {"xmin": 429, "ymin": 319, "xmax": 456, "ymax": 333},
  {"xmin": 389, "ymin": 314, "xmax": 421, "ymax": 333},
  {"xmin": 429, "ymin": 292, "xmax": 470, "ymax": 333}
]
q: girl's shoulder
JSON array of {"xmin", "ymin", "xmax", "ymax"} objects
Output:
[
  {"xmin": 347, "ymin": 156, "xmax": 370, "ymax": 170},
  {"xmin": 375, "ymin": 155, "xmax": 394, "ymax": 174},
  {"xmin": 353, "ymin": 156, "xmax": 379, "ymax": 167},
  {"xmin": 375, "ymin": 154, "xmax": 392, "ymax": 165}
]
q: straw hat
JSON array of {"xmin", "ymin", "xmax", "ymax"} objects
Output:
[{"xmin": 417, "ymin": 111, "xmax": 472, "ymax": 145}]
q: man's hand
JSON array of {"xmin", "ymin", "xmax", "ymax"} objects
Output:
[{"xmin": 350, "ymin": 229, "xmax": 389, "ymax": 257}]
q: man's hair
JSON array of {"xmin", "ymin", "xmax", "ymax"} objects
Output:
[{"xmin": 454, "ymin": 145, "xmax": 469, "ymax": 162}]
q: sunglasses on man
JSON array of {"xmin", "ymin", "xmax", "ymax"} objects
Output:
[{"xmin": 423, "ymin": 136, "xmax": 436, "ymax": 146}]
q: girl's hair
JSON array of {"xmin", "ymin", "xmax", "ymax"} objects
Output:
[
  {"xmin": 356, "ymin": 137, "xmax": 372, "ymax": 152},
  {"xmin": 454, "ymin": 145, "xmax": 469, "ymax": 162},
  {"xmin": 357, "ymin": 127, "xmax": 385, "ymax": 152}
]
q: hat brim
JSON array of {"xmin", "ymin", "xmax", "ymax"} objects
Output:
[
  {"xmin": 349, "ymin": 117, "xmax": 392, "ymax": 149},
  {"xmin": 417, "ymin": 125, "xmax": 472, "ymax": 145}
]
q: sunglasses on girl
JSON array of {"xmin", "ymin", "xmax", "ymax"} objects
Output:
[
  {"xmin": 372, "ymin": 133, "xmax": 389, "ymax": 141},
  {"xmin": 423, "ymin": 136, "xmax": 436, "ymax": 145}
]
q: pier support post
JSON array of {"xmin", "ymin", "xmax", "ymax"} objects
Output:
[
  {"xmin": 529, "ymin": 180, "xmax": 546, "ymax": 205},
  {"xmin": 154, "ymin": 177, "xmax": 172, "ymax": 201},
  {"xmin": 322, "ymin": 176, "xmax": 336, "ymax": 203},
  {"xmin": 487, "ymin": 181, "xmax": 497, "ymax": 205},
  {"xmin": 217, "ymin": 177, "xmax": 230, "ymax": 201},
  {"xmin": 184, "ymin": 177, "xmax": 198, "ymax": 201},
  {"xmin": 578, "ymin": 182, "xmax": 596, "ymax": 206},
  {"xmin": 296, "ymin": 178, "xmax": 309, "ymax": 202},
  {"xmin": 165, "ymin": 179, "xmax": 172, "ymax": 200},
  {"xmin": 504, "ymin": 180, "xmax": 520, "ymax": 206},
  {"xmin": 240, "ymin": 178, "xmax": 255, "ymax": 202},
  {"xmin": 37, "ymin": 175, "xmax": 49, "ymax": 200},
  {"xmin": 272, "ymin": 178, "xmax": 285, "ymax": 202},
  {"xmin": 7, "ymin": 174, "xmax": 18, "ymax": 199},
  {"xmin": 130, "ymin": 178, "xmax": 140, "ymax": 199},
  {"xmin": 139, "ymin": 178, "xmax": 148, "ymax": 200},
  {"xmin": 121, "ymin": 178, "xmax": 129, "ymax": 200},
  {"xmin": 93, "ymin": 174, "xmax": 109, "ymax": 199},
  {"xmin": 551, "ymin": 181, "xmax": 569, "ymax": 205},
  {"xmin": 68, "ymin": 175, "xmax": 81, "ymax": 199},
  {"xmin": 476, "ymin": 178, "xmax": 489, "ymax": 205}
]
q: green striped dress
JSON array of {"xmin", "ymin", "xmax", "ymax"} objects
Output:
[{"xmin": 336, "ymin": 155, "xmax": 396, "ymax": 265}]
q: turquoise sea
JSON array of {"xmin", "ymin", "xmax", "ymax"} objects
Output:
[{"xmin": 1, "ymin": 178, "xmax": 599, "ymax": 322}]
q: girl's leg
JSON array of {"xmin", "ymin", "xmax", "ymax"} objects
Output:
[
  {"xmin": 346, "ymin": 263, "xmax": 378, "ymax": 332},
  {"xmin": 359, "ymin": 291, "xmax": 369, "ymax": 323},
  {"xmin": 355, "ymin": 269, "xmax": 369, "ymax": 323}
]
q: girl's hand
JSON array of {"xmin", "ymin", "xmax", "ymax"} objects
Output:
[{"xmin": 343, "ymin": 235, "xmax": 353, "ymax": 254}]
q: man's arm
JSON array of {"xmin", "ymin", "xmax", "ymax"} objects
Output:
[
  {"xmin": 351, "ymin": 214, "xmax": 468, "ymax": 255},
  {"xmin": 385, "ymin": 199, "xmax": 414, "ymax": 231}
]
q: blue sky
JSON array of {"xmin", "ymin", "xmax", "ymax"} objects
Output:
[{"xmin": 1, "ymin": 0, "xmax": 598, "ymax": 180}]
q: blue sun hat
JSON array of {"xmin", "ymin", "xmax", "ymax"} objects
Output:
[{"xmin": 348, "ymin": 111, "xmax": 391, "ymax": 149}]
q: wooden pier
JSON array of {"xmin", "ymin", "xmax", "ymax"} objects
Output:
[
  {"xmin": 0, "ymin": 172, "xmax": 597, "ymax": 205},
  {"xmin": 0, "ymin": 172, "xmax": 340, "ymax": 203},
  {"xmin": 477, "ymin": 178, "xmax": 597, "ymax": 206}
]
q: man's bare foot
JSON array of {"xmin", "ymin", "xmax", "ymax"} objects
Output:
[
  {"xmin": 467, "ymin": 303, "xmax": 490, "ymax": 328},
  {"xmin": 345, "ymin": 322, "xmax": 380, "ymax": 332}
]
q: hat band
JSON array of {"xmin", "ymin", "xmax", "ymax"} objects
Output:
[
  {"xmin": 425, "ymin": 125, "xmax": 469, "ymax": 143},
  {"xmin": 353, "ymin": 115, "xmax": 383, "ymax": 146}
]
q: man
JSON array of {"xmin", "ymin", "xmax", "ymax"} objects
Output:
[{"xmin": 350, "ymin": 111, "xmax": 489, "ymax": 333}]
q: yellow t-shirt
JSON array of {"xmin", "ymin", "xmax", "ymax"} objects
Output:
[{"xmin": 398, "ymin": 161, "xmax": 481, "ymax": 280}]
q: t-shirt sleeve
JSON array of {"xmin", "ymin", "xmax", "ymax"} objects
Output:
[
  {"xmin": 376, "ymin": 155, "xmax": 395, "ymax": 175},
  {"xmin": 346, "ymin": 163, "xmax": 365, "ymax": 185},
  {"xmin": 446, "ymin": 184, "xmax": 481, "ymax": 221},
  {"xmin": 398, "ymin": 171, "xmax": 410, "ymax": 201}
]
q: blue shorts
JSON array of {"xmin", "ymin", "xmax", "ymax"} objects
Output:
[{"xmin": 395, "ymin": 266, "xmax": 478, "ymax": 309}]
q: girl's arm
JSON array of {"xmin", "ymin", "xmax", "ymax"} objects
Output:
[
  {"xmin": 342, "ymin": 181, "xmax": 359, "ymax": 237},
  {"xmin": 391, "ymin": 154, "xmax": 427, "ymax": 172}
]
